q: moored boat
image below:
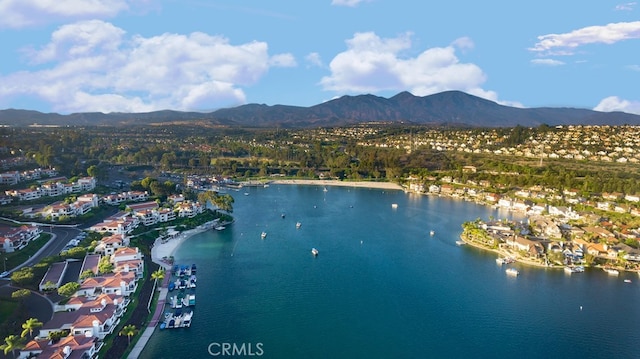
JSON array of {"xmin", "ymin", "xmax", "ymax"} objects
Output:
[
  {"xmin": 296, "ymin": 222, "xmax": 302, "ymax": 229},
  {"xmin": 603, "ymin": 267, "xmax": 619, "ymax": 276},
  {"xmin": 311, "ymin": 248, "xmax": 319, "ymax": 256},
  {"xmin": 261, "ymin": 231, "xmax": 267, "ymax": 239},
  {"xmin": 506, "ymin": 268, "xmax": 519, "ymax": 276}
]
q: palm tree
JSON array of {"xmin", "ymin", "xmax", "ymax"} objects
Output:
[
  {"xmin": 151, "ymin": 268, "xmax": 165, "ymax": 289},
  {"xmin": 0, "ymin": 335, "xmax": 25, "ymax": 358},
  {"xmin": 119, "ymin": 324, "xmax": 138, "ymax": 345},
  {"xmin": 21, "ymin": 318, "xmax": 43, "ymax": 339}
]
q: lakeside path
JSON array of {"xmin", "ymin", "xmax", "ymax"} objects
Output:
[
  {"xmin": 270, "ymin": 179, "xmax": 404, "ymax": 191},
  {"xmin": 127, "ymin": 227, "xmax": 208, "ymax": 359}
]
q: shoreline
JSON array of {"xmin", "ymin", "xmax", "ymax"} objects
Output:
[
  {"xmin": 269, "ymin": 179, "xmax": 404, "ymax": 191},
  {"xmin": 151, "ymin": 223, "xmax": 216, "ymax": 269},
  {"xmin": 459, "ymin": 234, "xmax": 559, "ymax": 270}
]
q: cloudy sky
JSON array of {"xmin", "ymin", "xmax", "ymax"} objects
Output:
[{"xmin": 1, "ymin": 0, "xmax": 639, "ymax": 115}]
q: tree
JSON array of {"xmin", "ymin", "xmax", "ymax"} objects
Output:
[
  {"xmin": 98, "ymin": 256, "xmax": 114, "ymax": 274},
  {"xmin": 151, "ymin": 269, "xmax": 165, "ymax": 289},
  {"xmin": 21, "ymin": 318, "xmax": 43, "ymax": 338},
  {"xmin": 57, "ymin": 282, "xmax": 80, "ymax": 297},
  {"xmin": 47, "ymin": 330, "xmax": 68, "ymax": 344},
  {"xmin": 11, "ymin": 289, "xmax": 31, "ymax": 301},
  {"xmin": 119, "ymin": 324, "xmax": 138, "ymax": 345},
  {"xmin": 80, "ymin": 269, "xmax": 95, "ymax": 280},
  {"xmin": 9, "ymin": 267, "xmax": 34, "ymax": 286},
  {"xmin": 197, "ymin": 191, "xmax": 234, "ymax": 213},
  {"xmin": 0, "ymin": 335, "xmax": 25, "ymax": 358}
]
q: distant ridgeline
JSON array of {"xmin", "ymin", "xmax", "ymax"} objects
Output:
[{"xmin": 2, "ymin": 91, "xmax": 640, "ymax": 128}]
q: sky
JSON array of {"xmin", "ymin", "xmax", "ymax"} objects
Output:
[{"xmin": 1, "ymin": 1, "xmax": 640, "ymax": 116}]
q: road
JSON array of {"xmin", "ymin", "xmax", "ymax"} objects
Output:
[{"xmin": 8, "ymin": 225, "xmax": 82, "ymax": 272}]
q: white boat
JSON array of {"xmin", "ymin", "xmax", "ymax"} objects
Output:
[
  {"xmin": 603, "ymin": 268, "xmax": 619, "ymax": 276},
  {"xmin": 261, "ymin": 231, "xmax": 267, "ymax": 239},
  {"xmin": 565, "ymin": 266, "xmax": 585, "ymax": 274},
  {"xmin": 496, "ymin": 258, "xmax": 505, "ymax": 265},
  {"xmin": 323, "ymin": 187, "xmax": 328, "ymax": 192},
  {"xmin": 506, "ymin": 268, "xmax": 519, "ymax": 276},
  {"xmin": 296, "ymin": 222, "xmax": 302, "ymax": 229},
  {"xmin": 391, "ymin": 203, "xmax": 398, "ymax": 209},
  {"xmin": 215, "ymin": 225, "xmax": 226, "ymax": 231},
  {"xmin": 455, "ymin": 240, "xmax": 465, "ymax": 246},
  {"xmin": 624, "ymin": 279, "xmax": 632, "ymax": 283},
  {"xmin": 181, "ymin": 311, "xmax": 193, "ymax": 327},
  {"xmin": 430, "ymin": 230, "xmax": 435, "ymax": 236},
  {"xmin": 311, "ymin": 248, "xmax": 319, "ymax": 256}
]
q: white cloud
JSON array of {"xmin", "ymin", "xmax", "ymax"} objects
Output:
[
  {"xmin": 0, "ymin": 0, "xmax": 138, "ymax": 29},
  {"xmin": 305, "ymin": 52, "xmax": 324, "ymax": 68},
  {"xmin": 0, "ymin": 20, "xmax": 291, "ymax": 113},
  {"xmin": 594, "ymin": 96, "xmax": 640, "ymax": 115},
  {"xmin": 320, "ymin": 32, "xmax": 505, "ymax": 103},
  {"xmin": 614, "ymin": 2, "xmax": 636, "ymax": 11},
  {"xmin": 331, "ymin": 0, "xmax": 370, "ymax": 7},
  {"xmin": 269, "ymin": 53, "xmax": 297, "ymax": 67},
  {"xmin": 627, "ymin": 64, "xmax": 640, "ymax": 71},
  {"xmin": 530, "ymin": 58, "xmax": 565, "ymax": 66},
  {"xmin": 529, "ymin": 21, "xmax": 640, "ymax": 56}
]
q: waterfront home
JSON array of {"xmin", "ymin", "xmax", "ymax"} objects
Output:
[
  {"xmin": 62, "ymin": 293, "xmax": 126, "ymax": 312},
  {"xmin": 41, "ymin": 298, "xmax": 123, "ymax": 340},
  {"xmin": 20, "ymin": 335, "xmax": 102, "ymax": 359},
  {"xmin": 77, "ymin": 271, "xmax": 137, "ymax": 297},
  {"xmin": 176, "ymin": 200, "xmax": 204, "ymax": 218}
]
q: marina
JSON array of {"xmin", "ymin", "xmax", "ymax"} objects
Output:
[{"xmin": 159, "ymin": 263, "xmax": 197, "ymax": 330}]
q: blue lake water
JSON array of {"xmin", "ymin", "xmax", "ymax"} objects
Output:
[{"xmin": 139, "ymin": 185, "xmax": 640, "ymax": 359}]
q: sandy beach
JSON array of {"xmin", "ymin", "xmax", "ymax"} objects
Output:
[
  {"xmin": 150, "ymin": 227, "xmax": 207, "ymax": 269},
  {"xmin": 270, "ymin": 179, "xmax": 404, "ymax": 190}
]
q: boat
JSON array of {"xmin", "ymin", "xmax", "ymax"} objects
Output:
[
  {"xmin": 506, "ymin": 268, "xmax": 519, "ymax": 276},
  {"xmin": 564, "ymin": 266, "xmax": 585, "ymax": 274},
  {"xmin": 181, "ymin": 311, "xmax": 193, "ymax": 327},
  {"xmin": 496, "ymin": 258, "xmax": 505, "ymax": 265},
  {"xmin": 281, "ymin": 213, "xmax": 285, "ymax": 218},
  {"xmin": 391, "ymin": 203, "xmax": 398, "ymax": 209},
  {"xmin": 624, "ymin": 279, "xmax": 632, "ymax": 283},
  {"xmin": 323, "ymin": 187, "xmax": 328, "ymax": 192},
  {"xmin": 296, "ymin": 222, "xmax": 302, "ymax": 229},
  {"xmin": 215, "ymin": 225, "xmax": 226, "ymax": 231},
  {"xmin": 168, "ymin": 281, "xmax": 175, "ymax": 292},
  {"xmin": 188, "ymin": 293, "xmax": 196, "ymax": 306},
  {"xmin": 261, "ymin": 231, "xmax": 267, "ymax": 239},
  {"xmin": 430, "ymin": 230, "xmax": 435, "ymax": 236},
  {"xmin": 311, "ymin": 248, "xmax": 319, "ymax": 256},
  {"xmin": 455, "ymin": 240, "xmax": 465, "ymax": 246},
  {"xmin": 603, "ymin": 267, "xmax": 619, "ymax": 276}
]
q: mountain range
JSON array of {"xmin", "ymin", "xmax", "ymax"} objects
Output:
[{"xmin": 2, "ymin": 90, "xmax": 639, "ymax": 128}]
